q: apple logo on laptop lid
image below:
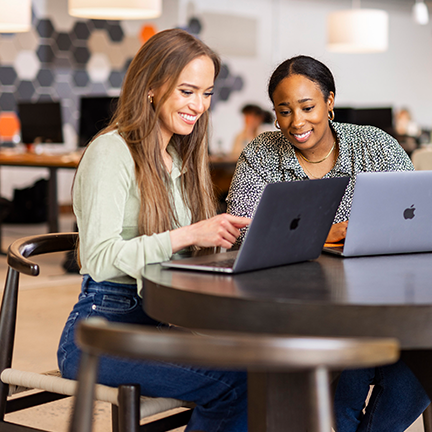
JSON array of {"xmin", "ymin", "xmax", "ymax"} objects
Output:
[
  {"xmin": 290, "ymin": 215, "xmax": 301, "ymax": 230},
  {"xmin": 403, "ymin": 205, "xmax": 416, "ymax": 220}
]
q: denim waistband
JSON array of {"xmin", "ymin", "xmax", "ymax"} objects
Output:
[{"xmin": 82, "ymin": 274, "xmax": 138, "ymax": 295}]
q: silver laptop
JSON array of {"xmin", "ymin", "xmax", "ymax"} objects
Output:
[
  {"xmin": 323, "ymin": 171, "xmax": 432, "ymax": 257},
  {"xmin": 161, "ymin": 177, "xmax": 349, "ymax": 273}
]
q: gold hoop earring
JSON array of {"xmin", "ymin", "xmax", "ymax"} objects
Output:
[
  {"xmin": 148, "ymin": 94, "xmax": 153, "ymax": 104},
  {"xmin": 274, "ymin": 119, "xmax": 281, "ymax": 130},
  {"xmin": 328, "ymin": 110, "xmax": 335, "ymax": 121}
]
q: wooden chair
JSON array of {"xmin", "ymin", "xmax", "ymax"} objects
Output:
[
  {"xmin": 70, "ymin": 317, "xmax": 401, "ymax": 432},
  {"xmin": 0, "ymin": 232, "xmax": 193, "ymax": 432}
]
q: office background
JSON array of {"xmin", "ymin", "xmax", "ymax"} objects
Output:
[{"xmin": 0, "ymin": 0, "xmax": 431, "ymax": 203}]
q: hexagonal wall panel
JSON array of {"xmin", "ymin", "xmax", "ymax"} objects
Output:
[
  {"xmin": 232, "ymin": 76, "xmax": 244, "ymax": 91},
  {"xmin": 139, "ymin": 24, "xmax": 157, "ymax": 44},
  {"xmin": 56, "ymin": 33, "xmax": 73, "ymax": 52},
  {"xmin": 36, "ymin": 68, "xmax": 55, "ymax": 87},
  {"xmin": 72, "ymin": 46, "xmax": 91, "ymax": 66},
  {"xmin": 88, "ymin": 30, "xmax": 111, "ymax": 55},
  {"xmin": 36, "ymin": 18, "xmax": 55, "ymax": 39},
  {"xmin": 14, "ymin": 29, "xmax": 39, "ymax": 51},
  {"xmin": 71, "ymin": 21, "xmax": 92, "ymax": 42},
  {"xmin": 219, "ymin": 64, "xmax": 230, "ymax": 80},
  {"xmin": 37, "ymin": 44, "xmax": 56, "ymax": 64},
  {"xmin": 53, "ymin": 55, "xmax": 73, "ymax": 70},
  {"xmin": 0, "ymin": 67, "xmax": 18, "ymax": 86},
  {"xmin": 0, "ymin": 37, "xmax": 20, "ymax": 65},
  {"xmin": 121, "ymin": 36, "xmax": 142, "ymax": 60},
  {"xmin": 107, "ymin": 45, "xmax": 127, "ymax": 69},
  {"xmin": 218, "ymin": 86, "xmax": 231, "ymax": 101},
  {"xmin": 73, "ymin": 70, "xmax": 90, "ymax": 88},
  {"xmin": 108, "ymin": 71, "xmax": 123, "ymax": 88},
  {"xmin": 0, "ymin": 93, "xmax": 16, "ymax": 111},
  {"xmin": 17, "ymin": 80, "xmax": 36, "ymax": 100},
  {"xmin": 106, "ymin": 22, "xmax": 124, "ymax": 43},
  {"xmin": 87, "ymin": 53, "xmax": 111, "ymax": 83},
  {"xmin": 14, "ymin": 51, "xmax": 40, "ymax": 81},
  {"xmin": 55, "ymin": 81, "xmax": 74, "ymax": 99},
  {"xmin": 0, "ymin": 112, "xmax": 20, "ymax": 140}
]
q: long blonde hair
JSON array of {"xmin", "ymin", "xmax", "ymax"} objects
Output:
[{"xmin": 89, "ymin": 29, "xmax": 220, "ymax": 236}]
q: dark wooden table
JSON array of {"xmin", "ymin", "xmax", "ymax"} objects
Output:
[{"xmin": 142, "ymin": 252, "xmax": 432, "ymax": 431}]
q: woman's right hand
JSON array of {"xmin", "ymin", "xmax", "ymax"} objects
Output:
[{"xmin": 170, "ymin": 214, "xmax": 251, "ymax": 253}]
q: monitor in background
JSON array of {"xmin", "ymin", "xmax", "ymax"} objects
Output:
[
  {"xmin": 334, "ymin": 107, "xmax": 393, "ymax": 133},
  {"xmin": 17, "ymin": 101, "xmax": 64, "ymax": 145},
  {"xmin": 354, "ymin": 107, "xmax": 393, "ymax": 132},
  {"xmin": 333, "ymin": 107, "xmax": 356, "ymax": 124},
  {"xmin": 78, "ymin": 96, "xmax": 119, "ymax": 147}
]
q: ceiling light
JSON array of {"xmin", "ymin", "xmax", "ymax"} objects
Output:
[
  {"xmin": 68, "ymin": 0, "xmax": 162, "ymax": 20},
  {"xmin": 0, "ymin": 0, "xmax": 31, "ymax": 33},
  {"xmin": 413, "ymin": 0, "xmax": 429, "ymax": 25},
  {"xmin": 327, "ymin": 8, "xmax": 389, "ymax": 53}
]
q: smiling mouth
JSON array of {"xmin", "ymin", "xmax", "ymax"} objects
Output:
[
  {"xmin": 179, "ymin": 113, "xmax": 197, "ymax": 124},
  {"xmin": 292, "ymin": 130, "xmax": 312, "ymax": 142}
]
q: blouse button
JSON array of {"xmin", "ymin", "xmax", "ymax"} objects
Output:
[{"xmin": 91, "ymin": 304, "xmax": 96, "ymax": 310}]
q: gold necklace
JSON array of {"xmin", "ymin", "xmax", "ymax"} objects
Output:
[
  {"xmin": 299, "ymin": 146, "xmax": 338, "ymax": 180},
  {"xmin": 297, "ymin": 141, "xmax": 336, "ymax": 164}
]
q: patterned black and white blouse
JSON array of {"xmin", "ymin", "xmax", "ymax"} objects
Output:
[{"xmin": 227, "ymin": 121, "xmax": 414, "ymax": 240}]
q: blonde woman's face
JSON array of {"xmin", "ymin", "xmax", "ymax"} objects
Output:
[{"xmin": 152, "ymin": 55, "xmax": 215, "ymax": 146}]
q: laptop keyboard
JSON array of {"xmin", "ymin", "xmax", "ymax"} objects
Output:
[{"xmin": 204, "ymin": 258, "xmax": 236, "ymax": 268}]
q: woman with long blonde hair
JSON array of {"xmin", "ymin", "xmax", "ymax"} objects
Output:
[{"xmin": 57, "ymin": 29, "xmax": 249, "ymax": 432}]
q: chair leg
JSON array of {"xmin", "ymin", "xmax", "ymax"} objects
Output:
[
  {"xmin": 69, "ymin": 351, "xmax": 100, "ymax": 432},
  {"xmin": 0, "ymin": 268, "xmax": 19, "ymax": 420},
  {"xmin": 118, "ymin": 384, "xmax": 140, "ymax": 432},
  {"xmin": 112, "ymin": 404, "xmax": 120, "ymax": 432},
  {"xmin": 423, "ymin": 403, "xmax": 432, "ymax": 432},
  {"xmin": 309, "ymin": 367, "xmax": 333, "ymax": 432}
]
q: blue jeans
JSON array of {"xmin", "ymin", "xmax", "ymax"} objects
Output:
[
  {"xmin": 57, "ymin": 276, "xmax": 248, "ymax": 432},
  {"xmin": 334, "ymin": 361, "xmax": 430, "ymax": 431}
]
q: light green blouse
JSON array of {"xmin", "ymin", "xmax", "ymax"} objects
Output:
[{"xmin": 73, "ymin": 130, "xmax": 191, "ymax": 288}]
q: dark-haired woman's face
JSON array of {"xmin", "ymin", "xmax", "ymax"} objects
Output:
[{"xmin": 272, "ymin": 74, "xmax": 334, "ymax": 153}]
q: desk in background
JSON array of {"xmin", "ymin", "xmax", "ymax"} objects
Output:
[
  {"xmin": 0, "ymin": 151, "xmax": 80, "ymax": 249},
  {"xmin": 0, "ymin": 152, "xmax": 237, "ymax": 248},
  {"xmin": 142, "ymin": 252, "xmax": 432, "ymax": 431}
]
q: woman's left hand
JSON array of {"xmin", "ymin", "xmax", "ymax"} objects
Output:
[{"xmin": 326, "ymin": 221, "xmax": 348, "ymax": 243}]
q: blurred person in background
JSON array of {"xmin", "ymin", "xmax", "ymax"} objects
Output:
[{"xmin": 231, "ymin": 104, "xmax": 273, "ymax": 159}]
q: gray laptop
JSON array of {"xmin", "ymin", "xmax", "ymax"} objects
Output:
[
  {"xmin": 323, "ymin": 170, "xmax": 432, "ymax": 257},
  {"xmin": 161, "ymin": 177, "xmax": 349, "ymax": 273}
]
